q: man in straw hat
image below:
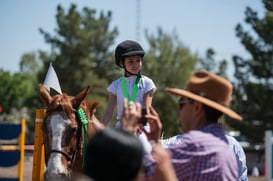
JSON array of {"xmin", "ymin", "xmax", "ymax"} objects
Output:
[{"xmin": 121, "ymin": 70, "xmax": 245, "ymax": 180}]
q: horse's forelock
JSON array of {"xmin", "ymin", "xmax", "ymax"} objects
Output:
[
  {"xmin": 61, "ymin": 94, "xmax": 76, "ymax": 119},
  {"xmin": 46, "ymin": 94, "xmax": 75, "ymax": 121}
]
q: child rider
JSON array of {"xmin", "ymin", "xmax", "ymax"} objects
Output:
[{"xmin": 102, "ymin": 40, "xmax": 157, "ymax": 129}]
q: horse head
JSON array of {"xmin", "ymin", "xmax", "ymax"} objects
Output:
[{"xmin": 39, "ymin": 84, "xmax": 104, "ymax": 180}]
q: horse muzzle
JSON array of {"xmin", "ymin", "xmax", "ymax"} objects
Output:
[
  {"xmin": 44, "ymin": 169, "xmax": 72, "ymax": 181},
  {"xmin": 44, "ymin": 151, "xmax": 73, "ymax": 181}
]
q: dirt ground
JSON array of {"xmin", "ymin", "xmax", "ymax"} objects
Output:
[
  {"xmin": 249, "ymin": 176, "xmax": 265, "ymax": 181},
  {"xmin": 0, "ymin": 155, "xmax": 266, "ymax": 181},
  {"xmin": 0, "ymin": 156, "xmax": 32, "ymax": 181}
]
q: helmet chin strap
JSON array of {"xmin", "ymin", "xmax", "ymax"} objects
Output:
[
  {"xmin": 124, "ymin": 68, "xmax": 141, "ymax": 77},
  {"xmin": 122, "ymin": 63, "xmax": 141, "ymax": 77}
]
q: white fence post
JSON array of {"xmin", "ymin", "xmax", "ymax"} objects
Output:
[{"xmin": 265, "ymin": 130, "xmax": 273, "ymax": 181}]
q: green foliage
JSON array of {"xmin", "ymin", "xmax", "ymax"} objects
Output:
[
  {"xmin": 36, "ymin": 4, "xmax": 119, "ymax": 119},
  {"xmin": 38, "ymin": 3, "xmax": 118, "ymax": 92},
  {"xmin": 20, "ymin": 52, "xmax": 41, "ymax": 75},
  {"xmin": 0, "ymin": 70, "xmax": 32, "ymax": 111},
  {"xmin": 198, "ymin": 48, "xmax": 228, "ymax": 79},
  {"xmin": 0, "ymin": 53, "xmax": 41, "ymax": 143},
  {"xmin": 0, "ymin": 69, "xmax": 33, "ymax": 121},
  {"xmin": 227, "ymin": 0, "xmax": 273, "ymax": 143},
  {"xmin": 1, "ymin": 3, "xmax": 201, "ymax": 142},
  {"xmin": 144, "ymin": 28, "xmax": 198, "ymax": 137}
]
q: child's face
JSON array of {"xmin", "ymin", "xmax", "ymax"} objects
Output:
[{"xmin": 122, "ymin": 55, "xmax": 143, "ymax": 75}]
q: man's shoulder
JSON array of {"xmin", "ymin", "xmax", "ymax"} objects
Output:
[
  {"xmin": 225, "ymin": 134, "xmax": 239, "ymax": 144},
  {"xmin": 225, "ymin": 134, "xmax": 245, "ymax": 151},
  {"xmin": 183, "ymin": 130, "xmax": 228, "ymax": 147},
  {"xmin": 186, "ymin": 129, "xmax": 216, "ymax": 139}
]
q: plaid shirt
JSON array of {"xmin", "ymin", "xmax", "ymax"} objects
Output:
[{"xmin": 144, "ymin": 123, "xmax": 238, "ymax": 180}]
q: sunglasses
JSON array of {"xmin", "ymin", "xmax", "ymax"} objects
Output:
[{"xmin": 178, "ymin": 98, "xmax": 194, "ymax": 109}]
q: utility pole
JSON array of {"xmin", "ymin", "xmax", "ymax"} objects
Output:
[{"xmin": 136, "ymin": 0, "xmax": 141, "ymax": 41}]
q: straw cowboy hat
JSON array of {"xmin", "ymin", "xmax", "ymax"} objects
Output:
[{"xmin": 165, "ymin": 70, "xmax": 242, "ymax": 121}]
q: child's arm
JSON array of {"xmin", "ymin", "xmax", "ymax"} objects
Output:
[
  {"xmin": 102, "ymin": 92, "xmax": 116, "ymax": 126},
  {"xmin": 143, "ymin": 89, "xmax": 154, "ymax": 114}
]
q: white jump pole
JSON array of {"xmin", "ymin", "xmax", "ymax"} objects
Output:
[{"xmin": 265, "ymin": 130, "xmax": 273, "ymax": 181}]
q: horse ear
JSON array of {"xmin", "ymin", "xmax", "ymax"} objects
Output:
[
  {"xmin": 86, "ymin": 100, "xmax": 100, "ymax": 113},
  {"xmin": 39, "ymin": 84, "xmax": 53, "ymax": 107},
  {"xmin": 72, "ymin": 86, "xmax": 90, "ymax": 108}
]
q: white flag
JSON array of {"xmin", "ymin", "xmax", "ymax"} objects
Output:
[{"xmin": 43, "ymin": 63, "xmax": 62, "ymax": 94}]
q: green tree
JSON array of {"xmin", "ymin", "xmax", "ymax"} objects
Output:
[
  {"xmin": 0, "ymin": 52, "xmax": 43, "ymax": 143},
  {"xmin": 19, "ymin": 52, "xmax": 43, "ymax": 109},
  {"xmin": 38, "ymin": 4, "xmax": 118, "ymax": 91},
  {"xmin": 36, "ymin": 4, "xmax": 119, "ymax": 118},
  {"xmin": 144, "ymin": 28, "xmax": 199, "ymax": 137},
  {"xmin": 20, "ymin": 52, "xmax": 41, "ymax": 75},
  {"xmin": 198, "ymin": 48, "xmax": 228, "ymax": 79},
  {"xmin": 10, "ymin": 4, "xmax": 202, "ymax": 141},
  {"xmin": 19, "ymin": 52, "xmax": 44, "ymax": 133},
  {"xmin": 0, "ymin": 69, "xmax": 33, "ymax": 122},
  {"xmin": 227, "ymin": 0, "xmax": 273, "ymax": 143}
]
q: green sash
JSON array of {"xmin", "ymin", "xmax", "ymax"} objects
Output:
[{"xmin": 121, "ymin": 75, "xmax": 141, "ymax": 104}]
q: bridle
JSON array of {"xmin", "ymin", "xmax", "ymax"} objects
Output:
[
  {"xmin": 49, "ymin": 149, "xmax": 78, "ymax": 167},
  {"xmin": 46, "ymin": 108, "xmax": 86, "ymax": 170}
]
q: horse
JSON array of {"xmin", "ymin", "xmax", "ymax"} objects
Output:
[{"xmin": 39, "ymin": 84, "xmax": 104, "ymax": 180}]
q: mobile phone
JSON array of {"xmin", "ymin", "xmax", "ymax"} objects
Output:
[{"xmin": 138, "ymin": 109, "xmax": 147, "ymax": 125}]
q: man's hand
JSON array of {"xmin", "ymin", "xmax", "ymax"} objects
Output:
[
  {"xmin": 151, "ymin": 143, "xmax": 178, "ymax": 181},
  {"xmin": 141, "ymin": 106, "xmax": 162, "ymax": 142},
  {"xmin": 120, "ymin": 99, "xmax": 141, "ymax": 133}
]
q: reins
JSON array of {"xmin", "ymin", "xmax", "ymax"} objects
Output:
[{"xmin": 49, "ymin": 149, "xmax": 77, "ymax": 165}]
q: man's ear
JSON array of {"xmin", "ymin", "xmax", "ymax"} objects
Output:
[{"xmin": 194, "ymin": 101, "xmax": 203, "ymax": 116}]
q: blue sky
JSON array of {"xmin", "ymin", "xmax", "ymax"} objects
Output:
[{"xmin": 0, "ymin": 0, "xmax": 264, "ymax": 74}]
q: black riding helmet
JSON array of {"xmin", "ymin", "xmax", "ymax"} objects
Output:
[{"xmin": 115, "ymin": 40, "xmax": 145, "ymax": 68}]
